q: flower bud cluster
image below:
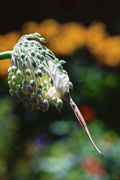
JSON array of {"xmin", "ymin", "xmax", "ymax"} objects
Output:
[{"xmin": 8, "ymin": 33, "xmax": 73, "ymax": 112}]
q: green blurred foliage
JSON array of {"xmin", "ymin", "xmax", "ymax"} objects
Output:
[
  {"xmin": 0, "ymin": 47, "xmax": 120, "ymax": 179},
  {"xmin": 0, "ymin": 96, "xmax": 17, "ymax": 178}
]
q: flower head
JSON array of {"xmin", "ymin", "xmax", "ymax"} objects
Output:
[
  {"xmin": 8, "ymin": 33, "xmax": 73, "ymax": 112},
  {"xmin": 8, "ymin": 33, "xmax": 101, "ymax": 153}
]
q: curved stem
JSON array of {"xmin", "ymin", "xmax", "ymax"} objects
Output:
[
  {"xmin": 0, "ymin": 51, "xmax": 12, "ymax": 60},
  {"xmin": 67, "ymin": 95, "xmax": 101, "ymax": 153}
]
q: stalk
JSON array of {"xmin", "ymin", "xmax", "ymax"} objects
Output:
[{"xmin": 0, "ymin": 51, "xmax": 12, "ymax": 60}]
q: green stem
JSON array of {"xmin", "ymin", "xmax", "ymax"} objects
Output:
[{"xmin": 0, "ymin": 51, "xmax": 12, "ymax": 60}]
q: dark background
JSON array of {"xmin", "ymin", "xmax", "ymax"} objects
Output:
[
  {"xmin": 1, "ymin": 1, "xmax": 120, "ymax": 179},
  {"xmin": 0, "ymin": 0, "xmax": 120, "ymax": 35}
]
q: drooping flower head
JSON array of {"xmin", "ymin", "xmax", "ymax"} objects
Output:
[
  {"xmin": 8, "ymin": 33, "xmax": 73, "ymax": 112},
  {"xmin": 8, "ymin": 33, "xmax": 101, "ymax": 153}
]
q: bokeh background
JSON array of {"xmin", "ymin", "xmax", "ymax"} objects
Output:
[{"xmin": 0, "ymin": 0, "xmax": 120, "ymax": 179}]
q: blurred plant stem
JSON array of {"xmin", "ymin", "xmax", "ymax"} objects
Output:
[{"xmin": 0, "ymin": 51, "xmax": 12, "ymax": 60}]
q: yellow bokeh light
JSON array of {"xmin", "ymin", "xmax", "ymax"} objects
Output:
[{"xmin": 1, "ymin": 19, "xmax": 120, "ymax": 78}]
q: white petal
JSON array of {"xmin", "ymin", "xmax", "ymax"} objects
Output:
[
  {"xmin": 46, "ymin": 87, "xmax": 60, "ymax": 98},
  {"xmin": 48, "ymin": 61, "xmax": 70, "ymax": 99}
]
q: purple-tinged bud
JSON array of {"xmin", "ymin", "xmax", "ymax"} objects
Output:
[
  {"xmin": 37, "ymin": 88, "xmax": 41, "ymax": 94},
  {"xmin": 27, "ymin": 85, "xmax": 33, "ymax": 93},
  {"xmin": 22, "ymin": 79, "xmax": 28, "ymax": 85},
  {"xmin": 37, "ymin": 69, "xmax": 42, "ymax": 77},
  {"xmin": 30, "ymin": 80, "xmax": 36, "ymax": 87}
]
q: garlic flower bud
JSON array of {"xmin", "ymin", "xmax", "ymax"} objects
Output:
[
  {"xmin": 8, "ymin": 33, "xmax": 101, "ymax": 153},
  {"xmin": 8, "ymin": 33, "xmax": 72, "ymax": 112}
]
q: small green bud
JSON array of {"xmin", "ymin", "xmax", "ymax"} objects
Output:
[
  {"xmin": 38, "ymin": 64, "xmax": 44, "ymax": 70},
  {"xmin": 37, "ymin": 88, "xmax": 41, "ymax": 94},
  {"xmin": 24, "ymin": 40, "xmax": 28, "ymax": 44},
  {"xmin": 38, "ymin": 83, "xmax": 43, "ymax": 88},
  {"xmin": 9, "ymin": 83, "xmax": 13, "ymax": 89},
  {"xmin": 28, "ymin": 34, "xmax": 35, "ymax": 39},
  {"xmin": 39, "ymin": 38, "xmax": 45, "ymax": 43},
  {"xmin": 22, "ymin": 79, "xmax": 28, "ymax": 85},
  {"xmin": 44, "ymin": 86, "xmax": 47, "ymax": 92},
  {"xmin": 24, "ymin": 44, "xmax": 28, "ymax": 47},
  {"xmin": 26, "ymin": 69, "xmax": 31, "ymax": 76},
  {"xmin": 9, "ymin": 89, "xmax": 14, "ymax": 95},
  {"xmin": 8, "ymin": 76, "xmax": 11, "ymax": 81},
  {"xmin": 34, "ymin": 70, "xmax": 38, "ymax": 78},
  {"xmin": 31, "ymin": 51, "xmax": 35, "ymax": 57},
  {"xmin": 8, "ymin": 81, "xmax": 11, "ymax": 85},
  {"xmin": 57, "ymin": 64, "xmax": 63, "ymax": 71},
  {"xmin": 42, "ymin": 45, "xmax": 46, "ymax": 50},
  {"xmin": 8, "ymin": 67, "xmax": 12, "ymax": 73},
  {"xmin": 30, "ymin": 79, "xmax": 36, "ymax": 87},
  {"xmin": 25, "ymin": 57, "xmax": 29, "ymax": 61},
  {"xmin": 32, "ymin": 61, "xmax": 37, "ymax": 68},
  {"xmin": 36, "ymin": 53, "xmax": 43, "ymax": 60},
  {"xmin": 57, "ymin": 99, "xmax": 63, "ymax": 106},
  {"xmin": 34, "ymin": 32, "xmax": 41, "ymax": 37},
  {"xmin": 9, "ymin": 72, "xmax": 13, "ymax": 77},
  {"xmin": 16, "ymin": 84, "xmax": 21, "ymax": 90},
  {"xmin": 37, "ymin": 69, "xmax": 42, "ymax": 77},
  {"xmin": 51, "ymin": 97, "xmax": 57, "ymax": 103},
  {"xmin": 62, "ymin": 70, "xmax": 68, "ymax": 75},
  {"xmin": 11, "ymin": 65, "xmax": 17, "ymax": 72},
  {"xmin": 44, "ymin": 80, "xmax": 48, "ymax": 86},
  {"xmin": 21, "ymin": 53, "xmax": 25, "ymax": 59},
  {"xmin": 17, "ymin": 57, "xmax": 21, "ymax": 62},
  {"xmin": 69, "ymin": 82, "xmax": 73, "ymax": 90},
  {"xmin": 16, "ymin": 69, "xmax": 21, "ymax": 76},
  {"xmin": 59, "ymin": 60, "xmax": 66, "ymax": 65},
  {"xmin": 12, "ymin": 75, "xmax": 16, "ymax": 81},
  {"xmin": 22, "ymin": 62, "xmax": 27, "ymax": 69},
  {"xmin": 43, "ymin": 68, "xmax": 47, "ymax": 73},
  {"xmin": 55, "ymin": 58, "xmax": 59, "ymax": 63},
  {"xmin": 56, "ymin": 99, "xmax": 63, "ymax": 112},
  {"xmin": 14, "ymin": 53, "xmax": 18, "ymax": 57},
  {"xmin": 12, "ymin": 82, "xmax": 15, "ymax": 86},
  {"xmin": 41, "ymin": 50, "xmax": 46, "ymax": 56}
]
